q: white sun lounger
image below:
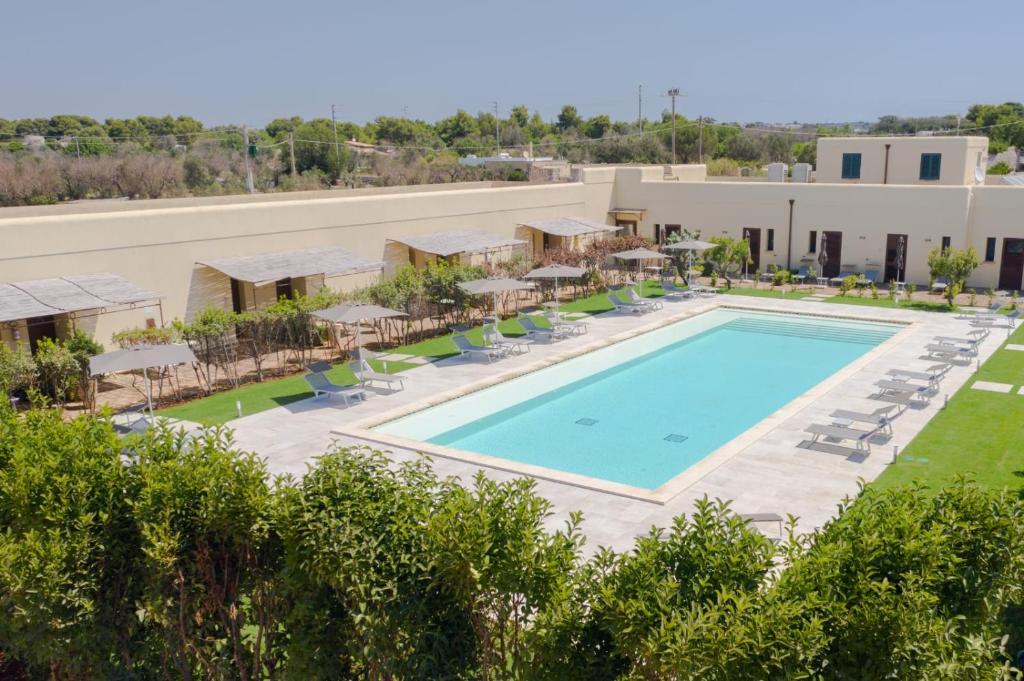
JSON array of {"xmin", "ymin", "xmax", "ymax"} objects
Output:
[
  {"xmin": 484, "ymin": 326, "xmax": 533, "ymax": 354},
  {"xmin": 970, "ymin": 309, "xmax": 1020, "ymax": 327},
  {"xmin": 452, "ymin": 334, "xmax": 508, "ymax": 362},
  {"xmin": 520, "ymin": 316, "xmax": 571, "ymax": 340},
  {"xmin": 925, "ymin": 343, "xmax": 975, "ymax": 359},
  {"xmin": 886, "ymin": 364, "xmax": 949, "ymax": 388},
  {"xmin": 934, "ymin": 335, "xmax": 983, "ymax": 346},
  {"xmin": 607, "ymin": 294, "xmax": 654, "ymax": 314},
  {"xmin": 659, "ymin": 280, "xmax": 693, "ymax": 300},
  {"xmin": 829, "ymin": 405, "xmax": 899, "ymax": 434},
  {"xmin": 348, "ymin": 359, "xmax": 406, "ymax": 391},
  {"xmin": 874, "ymin": 379, "xmax": 932, "ymax": 405},
  {"xmin": 304, "ymin": 372, "xmax": 367, "ymax": 406},
  {"xmin": 543, "ymin": 311, "xmax": 587, "ymax": 335},
  {"xmin": 956, "ymin": 302, "xmax": 1004, "ymax": 319},
  {"xmin": 627, "ymin": 287, "xmax": 664, "ymax": 310},
  {"xmin": 805, "ymin": 423, "xmax": 879, "ymax": 452}
]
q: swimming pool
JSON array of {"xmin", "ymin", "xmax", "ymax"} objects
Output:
[{"xmin": 374, "ymin": 309, "xmax": 900, "ymax": 491}]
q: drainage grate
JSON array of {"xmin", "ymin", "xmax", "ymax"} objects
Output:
[
  {"xmin": 664, "ymin": 434, "xmax": 688, "ymax": 443},
  {"xmin": 575, "ymin": 417, "xmax": 598, "ymax": 426}
]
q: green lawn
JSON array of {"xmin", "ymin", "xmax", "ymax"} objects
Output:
[
  {"xmin": 823, "ymin": 294, "xmax": 957, "ymax": 313},
  {"xmin": 158, "ymin": 359, "xmax": 417, "ymax": 426},
  {"xmin": 872, "ymin": 325, "xmax": 1024, "ymax": 495},
  {"xmin": 720, "ymin": 287, "xmax": 814, "ymax": 300},
  {"xmin": 559, "ymin": 281, "xmax": 665, "ymax": 316}
]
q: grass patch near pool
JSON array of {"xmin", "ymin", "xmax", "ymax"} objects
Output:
[
  {"xmin": 720, "ymin": 287, "xmax": 813, "ymax": 300},
  {"xmin": 872, "ymin": 325, "xmax": 1024, "ymax": 495},
  {"xmin": 158, "ymin": 359, "xmax": 417, "ymax": 426},
  {"xmin": 824, "ymin": 295, "xmax": 957, "ymax": 313}
]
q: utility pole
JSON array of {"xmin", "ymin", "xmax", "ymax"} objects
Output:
[
  {"xmin": 667, "ymin": 88, "xmax": 680, "ymax": 164},
  {"xmin": 73, "ymin": 136, "xmax": 81, "ymax": 160},
  {"xmin": 638, "ymin": 84, "xmax": 643, "ymax": 132},
  {"xmin": 698, "ymin": 115, "xmax": 703, "ymax": 163},
  {"xmin": 288, "ymin": 132, "xmax": 297, "ymax": 175},
  {"xmin": 242, "ymin": 126, "xmax": 255, "ymax": 193},
  {"xmin": 492, "ymin": 101, "xmax": 500, "ymax": 149},
  {"xmin": 331, "ymin": 103, "xmax": 342, "ymax": 172}
]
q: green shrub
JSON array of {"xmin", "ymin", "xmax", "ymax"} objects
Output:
[
  {"xmin": 0, "ymin": 344, "xmax": 35, "ymax": 397},
  {"xmin": 32, "ymin": 337, "xmax": 80, "ymax": 404},
  {"xmin": 988, "ymin": 161, "xmax": 1012, "ymax": 175},
  {"xmin": 839, "ymin": 275, "xmax": 859, "ymax": 296}
]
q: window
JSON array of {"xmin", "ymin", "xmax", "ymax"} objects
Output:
[
  {"xmin": 941, "ymin": 236, "xmax": 951, "ymax": 252},
  {"xmin": 920, "ymin": 153, "xmax": 942, "ymax": 181},
  {"xmin": 985, "ymin": 238, "xmax": 997, "ymax": 262},
  {"xmin": 766, "ymin": 228, "xmax": 775, "ymax": 252},
  {"xmin": 275, "ymin": 277, "xmax": 293, "ymax": 301},
  {"xmin": 841, "ymin": 153, "xmax": 862, "ymax": 179},
  {"xmin": 664, "ymin": 224, "xmax": 681, "ymax": 244},
  {"xmin": 808, "ymin": 230, "xmax": 817, "ymax": 253}
]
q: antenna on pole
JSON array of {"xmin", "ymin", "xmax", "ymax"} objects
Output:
[
  {"xmin": 638, "ymin": 85, "xmax": 643, "ymax": 133},
  {"xmin": 242, "ymin": 125, "xmax": 255, "ymax": 194},
  {"xmin": 667, "ymin": 88, "xmax": 681, "ymax": 164},
  {"xmin": 492, "ymin": 101, "xmax": 500, "ymax": 149},
  {"xmin": 331, "ymin": 104, "xmax": 342, "ymax": 181}
]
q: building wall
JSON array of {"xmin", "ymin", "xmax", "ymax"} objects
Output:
[
  {"xmin": 1, "ymin": 181, "xmax": 598, "ymax": 347},
  {"xmin": 816, "ymin": 136, "xmax": 988, "ymax": 186}
]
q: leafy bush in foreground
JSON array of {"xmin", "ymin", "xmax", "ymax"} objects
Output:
[{"xmin": 0, "ymin": 406, "xmax": 1022, "ymax": 680}]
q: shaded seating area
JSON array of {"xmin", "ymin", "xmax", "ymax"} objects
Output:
[
  {"xmin": 384, "ymin": 230, "xmax": 527, "ymax": 273},
  {"xmin": 515, "ymin": 217, "xmax": 619, "ymax": 255}
]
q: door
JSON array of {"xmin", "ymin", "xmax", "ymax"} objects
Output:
[
  {"xmin": 742, "ymin": 228, "xmax": 761, "ymax": 273},
  {"xmin": 821, "ymin": 231, "xmax": 843, "ymax": 279},
  {"xmin": 27, "ymin": 315, "xmax": 58, "ymax": 354},
  {"xmin": 883, "ymin": 234, "xmax": 908, "ymax": 282},
  {"xmin": 998, "ymin": 238, "xmax": 1024, "ymax": 291},
  {"xmin": 616, "ymin": 220, "xmax": 637, "ymax": 236}
]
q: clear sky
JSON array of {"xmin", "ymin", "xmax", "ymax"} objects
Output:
[{"xmin": 3, "ymin": 0, "xmax": 1020, "ymax": 127}]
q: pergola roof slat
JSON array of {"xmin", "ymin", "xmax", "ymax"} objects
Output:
[
  {"xmin": 199, "ymin": 246, "xmax": 383, "ymax": 285},
  {"xmin": 388, "ymin": 230, "xmax": 526, "ymax": 257},
  {"xmin": 0, "ymin": 273, "xmax": 162, "ymax": 323}
]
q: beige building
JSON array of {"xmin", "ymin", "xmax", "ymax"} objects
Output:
[{"xmin": 2, "ymin": 138, "xmax": 1023, "ymax": 352}]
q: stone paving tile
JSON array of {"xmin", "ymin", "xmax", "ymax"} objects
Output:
[
  {"xmin": 972, "ymin": 381, "xmax": 1014, "ymax": 393},
  {"xmin": 225, "ymin": 294, "xmax": 1003, "ymax": 553},
  {"xmin": 1005, "ymin": 344, "xmax": 1024, "ymax": 352}
]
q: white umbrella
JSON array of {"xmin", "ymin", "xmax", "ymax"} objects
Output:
[
  {"xmin": 612, "ymin": 248, "xmax": 668, "ymax": 293},
  {"xmin": 458, "ymin": 278, "xmax": 535, "ymax": 322},
  {"xmin": 313, "ymin": 302, "xmax": 408, "ymax": 355},
  {"xmin": 662, "ymin": 239, "xmax": 715, "ymax": 285},
  {"xmin": 89, "ymin": 344, "xmax": 197, "ymax": 417},
  {"xmin": 524, "ymin": 265, "xmax": 586, "ymax": 322}
]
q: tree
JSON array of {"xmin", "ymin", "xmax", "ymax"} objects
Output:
[
  {"xmin": 0, "ymin": 343, "xmax": 35, "ymax": 397},
  {"xmin": 704, "ymin": 236, "xmax": 751, "ymax": 288},
  {"xmin": 291, "ymin": 118, "xmax": 354, "ymax": 183},
  {"xmin": 583, "ymin": 115, "xmax": 612, "ymax": 139},
  {"xmin": 724, "ymin": 133, "xmax": 762, "ymax": 163},
  {"xmin": 509, "ymin": 104, "xmax": 529, "ymax": 128},
  {"xmin": 436, "ymin": 110, "xmax": 480, "ymax": 146},
  {"xmin": 927, "ymin": 246, "xmax": 980, "ymax": 306},
  {"xmin": 556, "ymin": 105, "xmax": 582, "ymax": 132}
]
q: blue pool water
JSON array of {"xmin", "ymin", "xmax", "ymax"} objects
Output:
[{"xmin": 377, "ymin": 311, "xmax": 899, "ymax": 489}]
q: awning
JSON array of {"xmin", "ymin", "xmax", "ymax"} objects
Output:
[
  {"xmin": 608, "ymin": 208, "xmax": 646, "ymax": 221},
  {"xmin": 388, "ymin": 230, "xmax": 526, "ymax": 257},
  {"xmin": 199, "ymin": 246, "xmax": 383, "ymax": 286},
  {"xmin": 0, "ymin": 273, "xmax": 161, "ymax": 323},
  {"xmin": 518, "ymin": 217, "xmax": 619, "ymax": 238}
]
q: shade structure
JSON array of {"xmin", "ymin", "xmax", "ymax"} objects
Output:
[
  {"xmin": 89, "ymin": 344, "xmax": 197, "ymax": 416},
  {"xmin": 662, "ymin": 240, "xmax": 715, "ymax": 285},
  {"xmin": 458, "ymin": 278, "xmax": 535, "ymax": 320},
  {"xmin": 661, "ymin": 239, "xmax": 715, "ymax": 252},
  {"xmin": 312, "ymin": 303, "xmax": 407, "ymax": 354},
  {"xmin": 612, "ymin": 248, "xmax": 668, "ymax": 293},
  {"xmin": 611, "ymin": 248, "xmax": 668, "ymax": 261},
  {"xmin": 199, "ymin": 246, "xmax": 382, "ymax": 286},
  {"xmin": 518, "ymin": 218, "xmax": 619, "ymax": 238},
  {"xmin": 389, "ymin": 231, "xmax": 526, "ymax": 258},
  {"xmin": 0, "ymin": 273, "xmax": 161, "ymax": 324},
  {"xmin": 818, "ymin": 233, "xmax": 829, "ymax": 275},
  {"xmin": 524, "ymin": 266, "xmax": 586, "ymax": 322}
]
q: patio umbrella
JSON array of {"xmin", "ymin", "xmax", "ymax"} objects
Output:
[
  {"xmin": 818, "ymin": 233, "xmax": 829, "ymax": 280},
  {"xmin": 458, "ymin": 278, "xmax": 535, "ymax": 322},
  {"xmin": 524, "ymin": 265, "xmax": 586, "ymax": 321},
  {"xmin": 611, "ymin": 248, "xmax": 669, "ymax": 293},
  {"xmin": 894, "ymin": 235, "xmax": 905, "ymax": 283},
  {"xmin": 89, "ymin": 344, "xmax": 197, "ymax": 417},
  {"xmin": 662, "ymin": 239, "xmax": 715, "ymax": 284},
  {"xmin": 313, "ymin": 302, "xmax": 408, "ymax": 355}
]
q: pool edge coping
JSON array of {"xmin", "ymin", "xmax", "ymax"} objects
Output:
[{"xmin": 331, "ymin": 301, "xmax": 917, "ymax": 504}]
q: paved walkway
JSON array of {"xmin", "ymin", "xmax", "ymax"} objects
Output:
[{"xmin": 227, "ymin": 295, "xmax": 1007, "ymax": 552}]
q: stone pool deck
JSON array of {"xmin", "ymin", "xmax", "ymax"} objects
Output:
[{"xmin": 226, "ymin": 295, "xmax": 1008, "ymax": 552}]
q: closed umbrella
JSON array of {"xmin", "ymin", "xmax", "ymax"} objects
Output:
[
  {"xmin": 313, "ymin": 302, "xmax": 408, "ymax": 355},
  {"xmin": 524, "ymin": 265, "xmax": 586, "ymax": 323},
  {"xmin": 89, "ymin": 344, "xmax": 197, "ymax": 417},
  {"xmin": 612, "ymin": 248, "xmax": 669, "ymax": 294},
  {"xmin": 818, "ymin": 233, "xmax": 829, "ymax": 282},
  {"xmin": 458, "ymin": 278, "xmax": 535, "ymax": 322},
  {"xmin": 662, "ymin": 239, "xmax": 715, "ymax": 284}
]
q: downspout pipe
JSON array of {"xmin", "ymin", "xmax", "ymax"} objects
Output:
[{"xmin": 786, "ymin": 199, "xmax": 795, "ymax": 271}]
